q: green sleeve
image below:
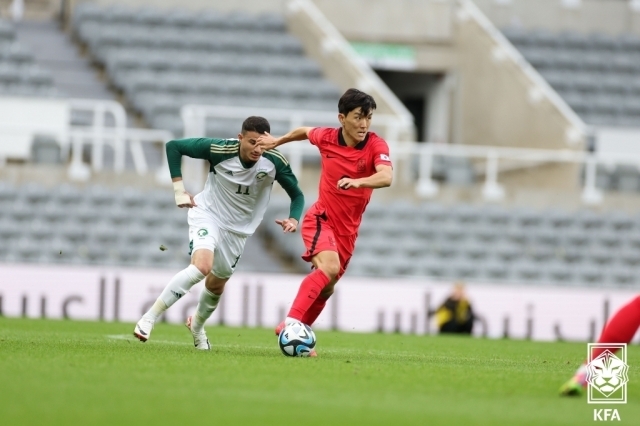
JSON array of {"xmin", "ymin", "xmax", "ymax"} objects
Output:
[
  {"xmin": 278, "ymin": 167, "xmax": 305, "ymax": 222},
  {"xmin": 166, "ymin": 138, "xmax": 215, "ymax": 178},
  {"xmin": 266, "ymin": 151, "xmax": 304, "ymax": 222}
]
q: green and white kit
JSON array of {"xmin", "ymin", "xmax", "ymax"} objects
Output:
[{"xmin": 166, "ymin": 137, "xmax": 304, "ymax": 278}]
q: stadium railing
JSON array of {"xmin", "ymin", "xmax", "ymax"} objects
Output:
[
  {"xmin": 66, "ymin": 98, "xmax": 173, "ymax": 183},
  {"xmin": 407, "ymin": 142, "xmax": 606, "ymax": 204},
  {"xmin": 40, "ymin": 99, "xmax": 636, "ymax": 207},
  {"xmin": 179, "ymin": 103, "xmax": 628, "ymax": 206}
]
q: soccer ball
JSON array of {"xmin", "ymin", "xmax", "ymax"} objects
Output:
[{"xmin": 278, "ymin": 321, "xmax": 316, "ymax": 357}]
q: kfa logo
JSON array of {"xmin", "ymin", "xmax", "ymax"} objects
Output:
[
  {"xmin": 593, "ymin": 409, "xmax": 621, "ymax": 422},
  {"xmin": 586, "ymin": 343, "xmax": 628, "ymax": 404}
]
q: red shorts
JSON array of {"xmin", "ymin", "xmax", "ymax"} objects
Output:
[{"xmin": 300, "ymin": 204, "xmax": 356, "ymax": 280}]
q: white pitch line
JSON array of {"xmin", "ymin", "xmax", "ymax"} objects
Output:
[
  {"xmin": 106, "ymin": 334, "xmax": 186, "ymax": 346},
  {"xmin": 105, "ymin": 334, "xmax": 273, "ymax": 350}
]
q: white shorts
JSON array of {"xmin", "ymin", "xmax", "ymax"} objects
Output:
[{"xmin": 188, "ymin": 207, "xmax": 248, "ymax": 279}]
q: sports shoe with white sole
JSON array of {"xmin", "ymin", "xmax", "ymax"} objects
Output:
[
  {"xmin": 185, "ymin": 315, "xmax": 211, "ymax": 350},
  {"xmin": 133, "ymin": 316, "xmax": 154, "ymax": 342}
]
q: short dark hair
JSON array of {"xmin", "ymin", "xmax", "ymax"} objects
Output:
[
  {"xmin": 242, "ymin": 116, "xmax": 270, "ymax": 134},
  {"xmin": 338, "ymin": 88, "xmax": 377, "ymax": 116}
]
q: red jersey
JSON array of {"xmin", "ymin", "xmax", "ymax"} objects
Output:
[{"xmin": 308, "ymin": 127, "xmax": 393, "ymax": 235}]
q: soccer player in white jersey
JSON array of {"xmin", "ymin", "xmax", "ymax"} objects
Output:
[{"xmin": 133, "ymin": 116, "xmax": 304, "ymax": 350}]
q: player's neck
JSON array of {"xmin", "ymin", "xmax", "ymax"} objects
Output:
[
  {"xmin": 340, "ymin": 128, "xmax": 360, "ymax": 147},
  {"xmin": 238, "ymin": 152, "xmax": 257, "ymax": 169}
]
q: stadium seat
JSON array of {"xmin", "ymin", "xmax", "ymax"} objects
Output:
[
  {"xmin": 514, "ymin": 262, "xmax": 544, "ymax": 282},
  {"xmin": 502, "ymin": 28, "xmax": 640, "ymax": 128},
  {"xmin": 479, "ymin": 260, "xmax": 511, "ymax": 281},
  {"xmin": 74, "ymin": 4, "xmax": 335, "ymax": 131},
  {"xmin": 578, "ymin": 265, "xmax": 606, "ymax": 286},
  {"xmin": 545, "ymin": 264, "xmax": 576, "ymax": 285},
  {"xmin": 421, "ymin": 259, "xmax": 449, "ymax": 278}
]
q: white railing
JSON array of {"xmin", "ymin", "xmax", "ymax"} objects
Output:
[
  {"xmin": 179, "ymin": 103, "xmax": 640, "ymax": 205},
  {"xmin": 457, "ymin": 0, "xmax": 586, "ymax": 145},
  {"xmin": 56, "ymin": 100, "xmax": 637, "ymax": 206},
  {"xmin": 404, "ymin": 142, "xmax": 625, "ymax": 205},
  {"xmin": 66, "ymin": 99, "xmax": 174, "ymax": 183},
  {"xmin": 67, "ymin": 127, "xmax": 174, "ymax": 183}
]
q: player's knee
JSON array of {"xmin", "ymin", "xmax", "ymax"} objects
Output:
[
  {"xmin": 192, "ymin": 260, "xmax": 212, "ymax": 277},
  {"xmin": 318, "ymin": 262, "xmax": 340, "ymax": 280}
]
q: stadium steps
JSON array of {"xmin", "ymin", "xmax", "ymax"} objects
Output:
[
  {"xmin": 70, "ymin": 3, "xmax": 340, "ymax": 138},
  {"xmin": 13, "ymin": 19, "xmax": 167, "ymax": 171},
  {"xmin": 502, "ymin": 27, "xmax": 640, "ymax": 129},
  {"xmin": 13, "ymin": 19, "xmax": 117, "ymax": 101}
]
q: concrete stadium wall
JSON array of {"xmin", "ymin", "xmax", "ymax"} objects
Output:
[
  {"xmin": 474, "ymin": 0, "xmax": 640, "ymax": 35},
  {"xmin": 453, "ymin": 3, "xmax": 584, "ymax": 190}
]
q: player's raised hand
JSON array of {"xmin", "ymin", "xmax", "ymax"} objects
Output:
[
  {"xmin": 337, "ymin": 177, "xmax": 361, "ymax": 190},
  {"xmin": 275, "ymin": 218, "xmax": 298, "ymax": 233},
  {"xmin": 257, "ymin": 132, "xmax": 278, "ymax": 151}
]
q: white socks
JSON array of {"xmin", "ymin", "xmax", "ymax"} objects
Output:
[
  {"xmin": 143, "ymin": 265, "xmax": 205, "ymax": 321},
  {"xmin": 192, "ymin": 288, "xmax": 221, "ymax": 333}
]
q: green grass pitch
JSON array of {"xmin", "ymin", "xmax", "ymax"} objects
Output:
[{"xmin": 0, "ymin": 317, "xmax": 638, "ymax": 426}]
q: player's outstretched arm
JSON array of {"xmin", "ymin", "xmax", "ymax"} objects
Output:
[
  {"xmin": 337, "ymin": 164, "xmax": 393, "ymax": 190},
  {"xmin": 166, "ymin": 138, "xmax": 212, "ymax": 208},
  {"xmin": 257, "ymin": 127, "xmax": 314, "ymax": 150}
]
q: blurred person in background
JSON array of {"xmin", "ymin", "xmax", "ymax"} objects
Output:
[{"xmin": 433, "ymin": 282, "xmax": 475, "ymax": 335}]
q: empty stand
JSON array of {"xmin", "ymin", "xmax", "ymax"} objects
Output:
[
  {"xmin": 0, "ymin": 18, "xmax": 59, "ymax": 97},
  {"xmin": 264, "ymin": 199, "xmax": 640, "ymax": 288},
  {"xmin": 502, "ymin": 27, "xmax": 640, "ymax": 192},
  {"xmin": 0, "ymin": 182, "xmax": 288, "ymax": 273},
  {"xmin": 503, "ymin": 28, "xmax": 640, "ymax": 128},
  {"xmin": 73, "ymin": 4, "xmax": 341, "ymax": 137}
]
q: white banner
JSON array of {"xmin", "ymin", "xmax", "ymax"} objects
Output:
[{"xmin": 1, "ymin": 263, "xmax": 639, "ymax": 342}]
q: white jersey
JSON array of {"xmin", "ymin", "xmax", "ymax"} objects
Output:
[{"xmin": 166, "ymin": 138, "xmax": 302, "ymax": 236}]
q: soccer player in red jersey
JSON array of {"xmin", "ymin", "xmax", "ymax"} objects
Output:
[
  {"xmin": 258, "ymin": 88, "xmax": 393, "ymax": 354},
  {"xmin": 560, "ymin": 295, "xmax": 640, "ymax": 395}
]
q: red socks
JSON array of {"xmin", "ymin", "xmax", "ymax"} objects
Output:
[
  {"xmin": 593, "ymin": 296, "xmax": 640, "ymax": 358},
  {"xmin": 287, "ymin": 269, "xmax": 331, "ymax": 321},
  {"xmin": 301, "ymin": 295, "xmax": 329, "ymax": 326}
]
